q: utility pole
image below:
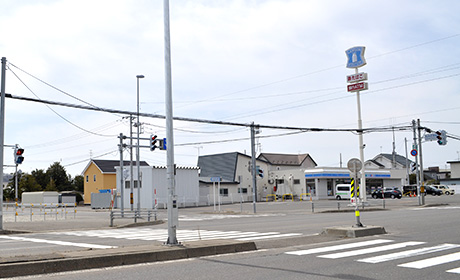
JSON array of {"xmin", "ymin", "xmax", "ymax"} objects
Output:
[
  {"xmin": 250, "ymin": 122, "xmax": 257, "ymax": 214},
  {"xmin": 0, "ymin": 57, "xmax": 7, "ymax": 230},
  {"xmin": 412, "ymin": 120, "xmax": 421, "ymax": 205},
  {"xmin": 118, "ymin": 133, "xmax": 125, "ymax": 216},
  {"xmin": 129, "ymin": 115, "xmax": 134, "ymax": 211},
  {"xmin": 164, "ymin": 0, "xmax": 178, "ymax": 245},
  {"xmin": 417, "ymin": 119, "xmax": 425, "ymax": 205}
]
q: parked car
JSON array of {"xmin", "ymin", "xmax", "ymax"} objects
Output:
[
  {"xmin": 371, "ymin": 188, "xmax": 402, "ymax": 199},
  {"xmin": 424, "ymin": 185, "xmax": 442, "ymax": 196},
  {"xmin": 432, "ymin": 185, "xmax": 455, "ymax": 195}
]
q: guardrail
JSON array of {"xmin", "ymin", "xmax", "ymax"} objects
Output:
[
  {"xmin": 109, "ymin": 209, "xmax": 158, "ymax": 227},
  {"xmin": 3, "ymin": 202, "xmax": 77, "ymax": 222}
]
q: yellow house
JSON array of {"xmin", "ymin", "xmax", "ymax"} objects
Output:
[{"xmin": 82, "ymin": 159, "xmax": 149, "ymax": 205}]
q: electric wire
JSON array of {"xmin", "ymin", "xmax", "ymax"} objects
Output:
[{"xmin": 8, "ymin": 66, "xmax": 116, "ymax": 137}]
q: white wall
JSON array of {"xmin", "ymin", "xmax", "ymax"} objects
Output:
[{"xmin": 116, "ymin": 166, "xmax": 199, "ymax": 209}]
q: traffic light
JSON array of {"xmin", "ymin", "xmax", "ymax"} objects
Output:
[
  {"xmin": 14, "ymin": 147, "xmax": 24, "ymax": 164},
  {"xmin": 435, "ymin": 130, "xmax": 447, "ymax": 146},
  {"xmin": 256, "ymin": 166, "xmax": 264, "ymax": 178},
  {"xmin": 150, "ymin": 134, "xmax": 158, "ymax": 151}
]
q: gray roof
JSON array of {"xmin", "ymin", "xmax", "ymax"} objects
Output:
[
  {"xmin": 379, "ymin": 153, "xmax": 413, "ymax": 167},
  {"xmin": 90, "ymin": 159, "xmax": 149, "ymax": 173},
  {"xmin": 198, "ymin": 152, "xmax": 249, "ymax": 182},
  {"xmin": 258, "ymin": 153, "xmax": 317, "ymax": 166}
]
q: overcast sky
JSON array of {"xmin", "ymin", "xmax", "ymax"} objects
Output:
[{"xmin": 1, "ymin": 0, "xmax": 459, "ymax": 177}]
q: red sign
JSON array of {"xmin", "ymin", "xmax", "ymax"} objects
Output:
[
  {"xmin": 347, "ymin": 82, "xmax": 368, "ymax": 92},
  {"xmin": 347, "ymin": 72, "xmax": 368, "ymax": 83}
]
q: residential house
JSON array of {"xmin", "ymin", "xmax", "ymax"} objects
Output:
[{"xmin": 82, "ymin": 159, "xmax": 149, "ymax": 205}]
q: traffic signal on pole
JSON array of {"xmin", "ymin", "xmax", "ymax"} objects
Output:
[
  {"xmin": 150, "ymin": 134, "xmax": 158, "ymax": 151},
  {"xmin": 14, "ymin": 147, "xmax": 24, "ymax": 164},
  {"xmin": 435, "ymin": 130, "xmax": 447, "ymax": 146},
  {"xmin": 256, "ymin": 166, "xmax": 264, "ymax": 178}
]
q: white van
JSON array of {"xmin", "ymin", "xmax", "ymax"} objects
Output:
[{"xmin": 335, "ymin": 184, "xmax": 352, "ymax": 200}]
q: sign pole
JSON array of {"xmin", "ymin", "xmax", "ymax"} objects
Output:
[
  {"xmin": 0, "ymin": 57, "xmax": 7, "ymax": 231},
  {"xmin": 346, "ymin": 47, "xmax": 368, "ymax": 203},
  {"xmin": 348, "ymin": 158, "xmax": 363, "ymax": 227}
]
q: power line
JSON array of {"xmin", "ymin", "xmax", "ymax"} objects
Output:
[{"xmin": 8, "ymin": 67, "xmax": 116, "ymax": 137}]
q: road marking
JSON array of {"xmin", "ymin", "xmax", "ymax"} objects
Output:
[
  {"xmin": 0, "ymin": 235, "xmax": 116, "ymax": 249},
  {"xmin": 285, "ymin": 239, "xmax": 393, "ymax": 256},
  {"xmin": 447, "ymin": 267, "xmax": 460, "ymax": 274},
  {"xmin": 56, "ymin": 228, "xmax": 301, "ymax": 242},
  {"xmin": 318, "ymin": 241, "xmax": 424, "ymax": 259},
  {"xmin": 358, "ymin": 244, "xmax": 460, "ymax": 263},
  {"xmin": 399, "ymin": 251, "xmax": 460, "ymax": 269}
]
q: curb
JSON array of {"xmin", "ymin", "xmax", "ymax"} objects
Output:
[
  {"xmin": 322, "ymin": 225, "xmax": 387, "ymax": 238},
  {"xmin": 0, "ymin": 240, "xmax": 257, "ymax": 278}
]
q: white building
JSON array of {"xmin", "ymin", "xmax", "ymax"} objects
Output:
[{"xmin": 116, "ymin": 165, "xmax": 200, "ymax": 209}]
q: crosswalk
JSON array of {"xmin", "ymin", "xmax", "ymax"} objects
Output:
[
  {"xmin": 54, "ymin": 228, "xmax": 302, "ymax": 243},
  {"xmin": 285, "ymin": 238, "xmax": 460, "ymax": 275}
]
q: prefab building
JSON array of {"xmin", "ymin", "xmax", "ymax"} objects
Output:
[
  {"xmin": 21, "ymin": 191, "xmax": 59, "ymax": 204},
  {"xmin": 116, "ymin": 165, "xmax": 200, "ymax": 209}
]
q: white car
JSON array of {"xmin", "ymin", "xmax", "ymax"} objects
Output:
[{"xmin": 432, "ymin": 185, "xmax": 455, "ymax": 195}]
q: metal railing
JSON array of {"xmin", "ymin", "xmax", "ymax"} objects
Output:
[
  {"xmin": 109, "ymin": 209, "xmax": 158, "ymax": 227},
  {"xmin": 3, "ymin": 202, "xmax": 77, "ymax": 222}
]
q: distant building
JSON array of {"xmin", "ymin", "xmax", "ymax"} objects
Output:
[
  {"xmin": 198, "ymin": 152, "xmax": 269, "ymax": 203},
  {"xmin": 82, "ymin": 159, "xmax": 149, "ymax": 205}
]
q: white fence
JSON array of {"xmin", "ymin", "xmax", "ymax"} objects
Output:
[{"xmin": 3, "ymin": 203, "xmax": 77, "ymax": 222}]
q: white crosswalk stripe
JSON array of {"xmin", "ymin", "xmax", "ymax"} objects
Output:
[
  {"xmin": 286, "ymin": 239, "xmax": 393, "ymax": 256},
  {"xmin": 399, "ymin": 251, "xmax": 460, "ymax": 269},
  {"xmin": 285, "ymin": 238, "xmax": 460, "ymax": 274},
  {"xmin": 358, "ymin": 244, "xmax": 460, "ymax": 264},
  {"xmin": 55, "ymin": 228, "xmax": 302, "ymax": 242},
  {"xmin": 318, "ymin": 241, "xmax": 425, "ymax": 259}
]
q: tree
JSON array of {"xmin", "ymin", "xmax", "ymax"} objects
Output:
[
  {"xmin": 46, "ymin": 162, "xmax": 71, "ymax": 191},
  {"xmin": 71, "ymin": 175, "xmax": 84, "ymax": 193},
  {"xmin": 31, "ymin": 169, "xmax": 48, "ymax": 190}
]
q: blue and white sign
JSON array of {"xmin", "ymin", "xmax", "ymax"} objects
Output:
[
  {"xmin": 346, "ymin": 46, "xmax": 367, "ymax": 68},
  {"xmin": 210, "ymin": 176, "xmax": 221, "ymax": 182}
]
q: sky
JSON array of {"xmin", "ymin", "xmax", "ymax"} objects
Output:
[{"xmin": 1, "ymin": 0, "xmax": 460, "ymax": 177}]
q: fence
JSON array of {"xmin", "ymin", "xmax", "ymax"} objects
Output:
[
  {"xmin": 109, "ymin": 209, "xmax": 158, "ymax": 227},
  {"xmin": 3, "ymin": 203, "xmax": 77, "ymax": 222}
]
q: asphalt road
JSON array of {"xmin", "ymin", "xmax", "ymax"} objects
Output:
[{"xmin": 2, "ymin": 195, "xmax": 460, "ymax": 279}]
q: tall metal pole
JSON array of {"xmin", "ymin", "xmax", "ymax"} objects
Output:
[
  {"xmin": 250, "ymin": 122, "xmax": 257, "ymax": 214},
  {"xmin": 136, "ymin": 75, "xmax": 144, "ymax": 214},
  {"xmin": 412, "ymin": 120, "xmax": 421, "ymax": 205},
  {"xmin": 417, "ymin": 119, "xmax": 425, "ymax": 205},
  {"xmin": 129, "ymin": 114, "xmax": 134, "ymax": 211},
  {"xmin": 118, "ymin": 133, "xmax": 124, "ymax": 216},
  {"xmin": 0, "ymin": 57, "xmax": 7, "ymax": 230},
  {"xmin": 355, "ymin": 67, "xmax": 366, "ymax": 202},
  {"xmin": 404, "ymin": 138, "xmax": 409, "ymax": 185},
  {"xmin": 164, "ymin": 0, "xmax": 178, "ymax": 245}
]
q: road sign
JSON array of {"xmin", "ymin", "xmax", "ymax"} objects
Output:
[
  {"xmin": 424, "ymin": 133, "xmax": 438, "ymax": 142},
  {"xmin": 210, "ymin": 177, "xmax": 221, "ymax": 182},
  {"xmin": 347, "ymin": 158, "xmax": 362, "ymax": 173},
  {"xmin": 410, "ymin": 149, "xmax": 418, "ymax": 157},
  {"xmin": 347, "ymin": 82, "xmax": 368, "ymax": 92},
  {"xmin": 347, "ymin": 72, "xmax": 368, "ymax": 83},
  {"xmin": 346, "ymin": 46, "xmax": 367, "ymax": 68}
]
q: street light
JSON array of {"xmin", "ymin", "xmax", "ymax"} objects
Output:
[{"xmin": 136, "ymin": 75, "xmax": 144, "ymax": 214}]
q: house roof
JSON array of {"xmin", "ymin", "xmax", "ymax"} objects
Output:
[
  {"xmin": 82, "ymin": 159, "xmax": 150, "ymax": 174},
  {"xmin": 378, "ymin": 153, "xmax": 413, "ymax": 167},
  {"xmin": 198, "ymin": 152, "xmax": 243, "ymax": 182},
  {"xmin": 258, "ymin": 153, "xmax": 317, "ymax": 166}
]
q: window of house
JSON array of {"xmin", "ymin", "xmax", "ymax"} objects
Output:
[
  {"xmin": 93, "ymin": 175, "xmax": 96, "ymax": 182},
  {"xmin": 86, "ymin": 175, "xmax": 88, "ymax": 183},
  {"xmin": 238, "ymin": 188, "xmax": 248, "ymax": 194},
  {"xmin": 220, "ymin": 188, "xmax": 228, "ymax": 197},
  {"xmin": 293, "ymin": 179, "xmax": 300, "ymax": 185}
]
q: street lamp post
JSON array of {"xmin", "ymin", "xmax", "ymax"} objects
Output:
[{"xmin": 136, "ymin": 75, "xmax": 144, "ymax": 214}]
